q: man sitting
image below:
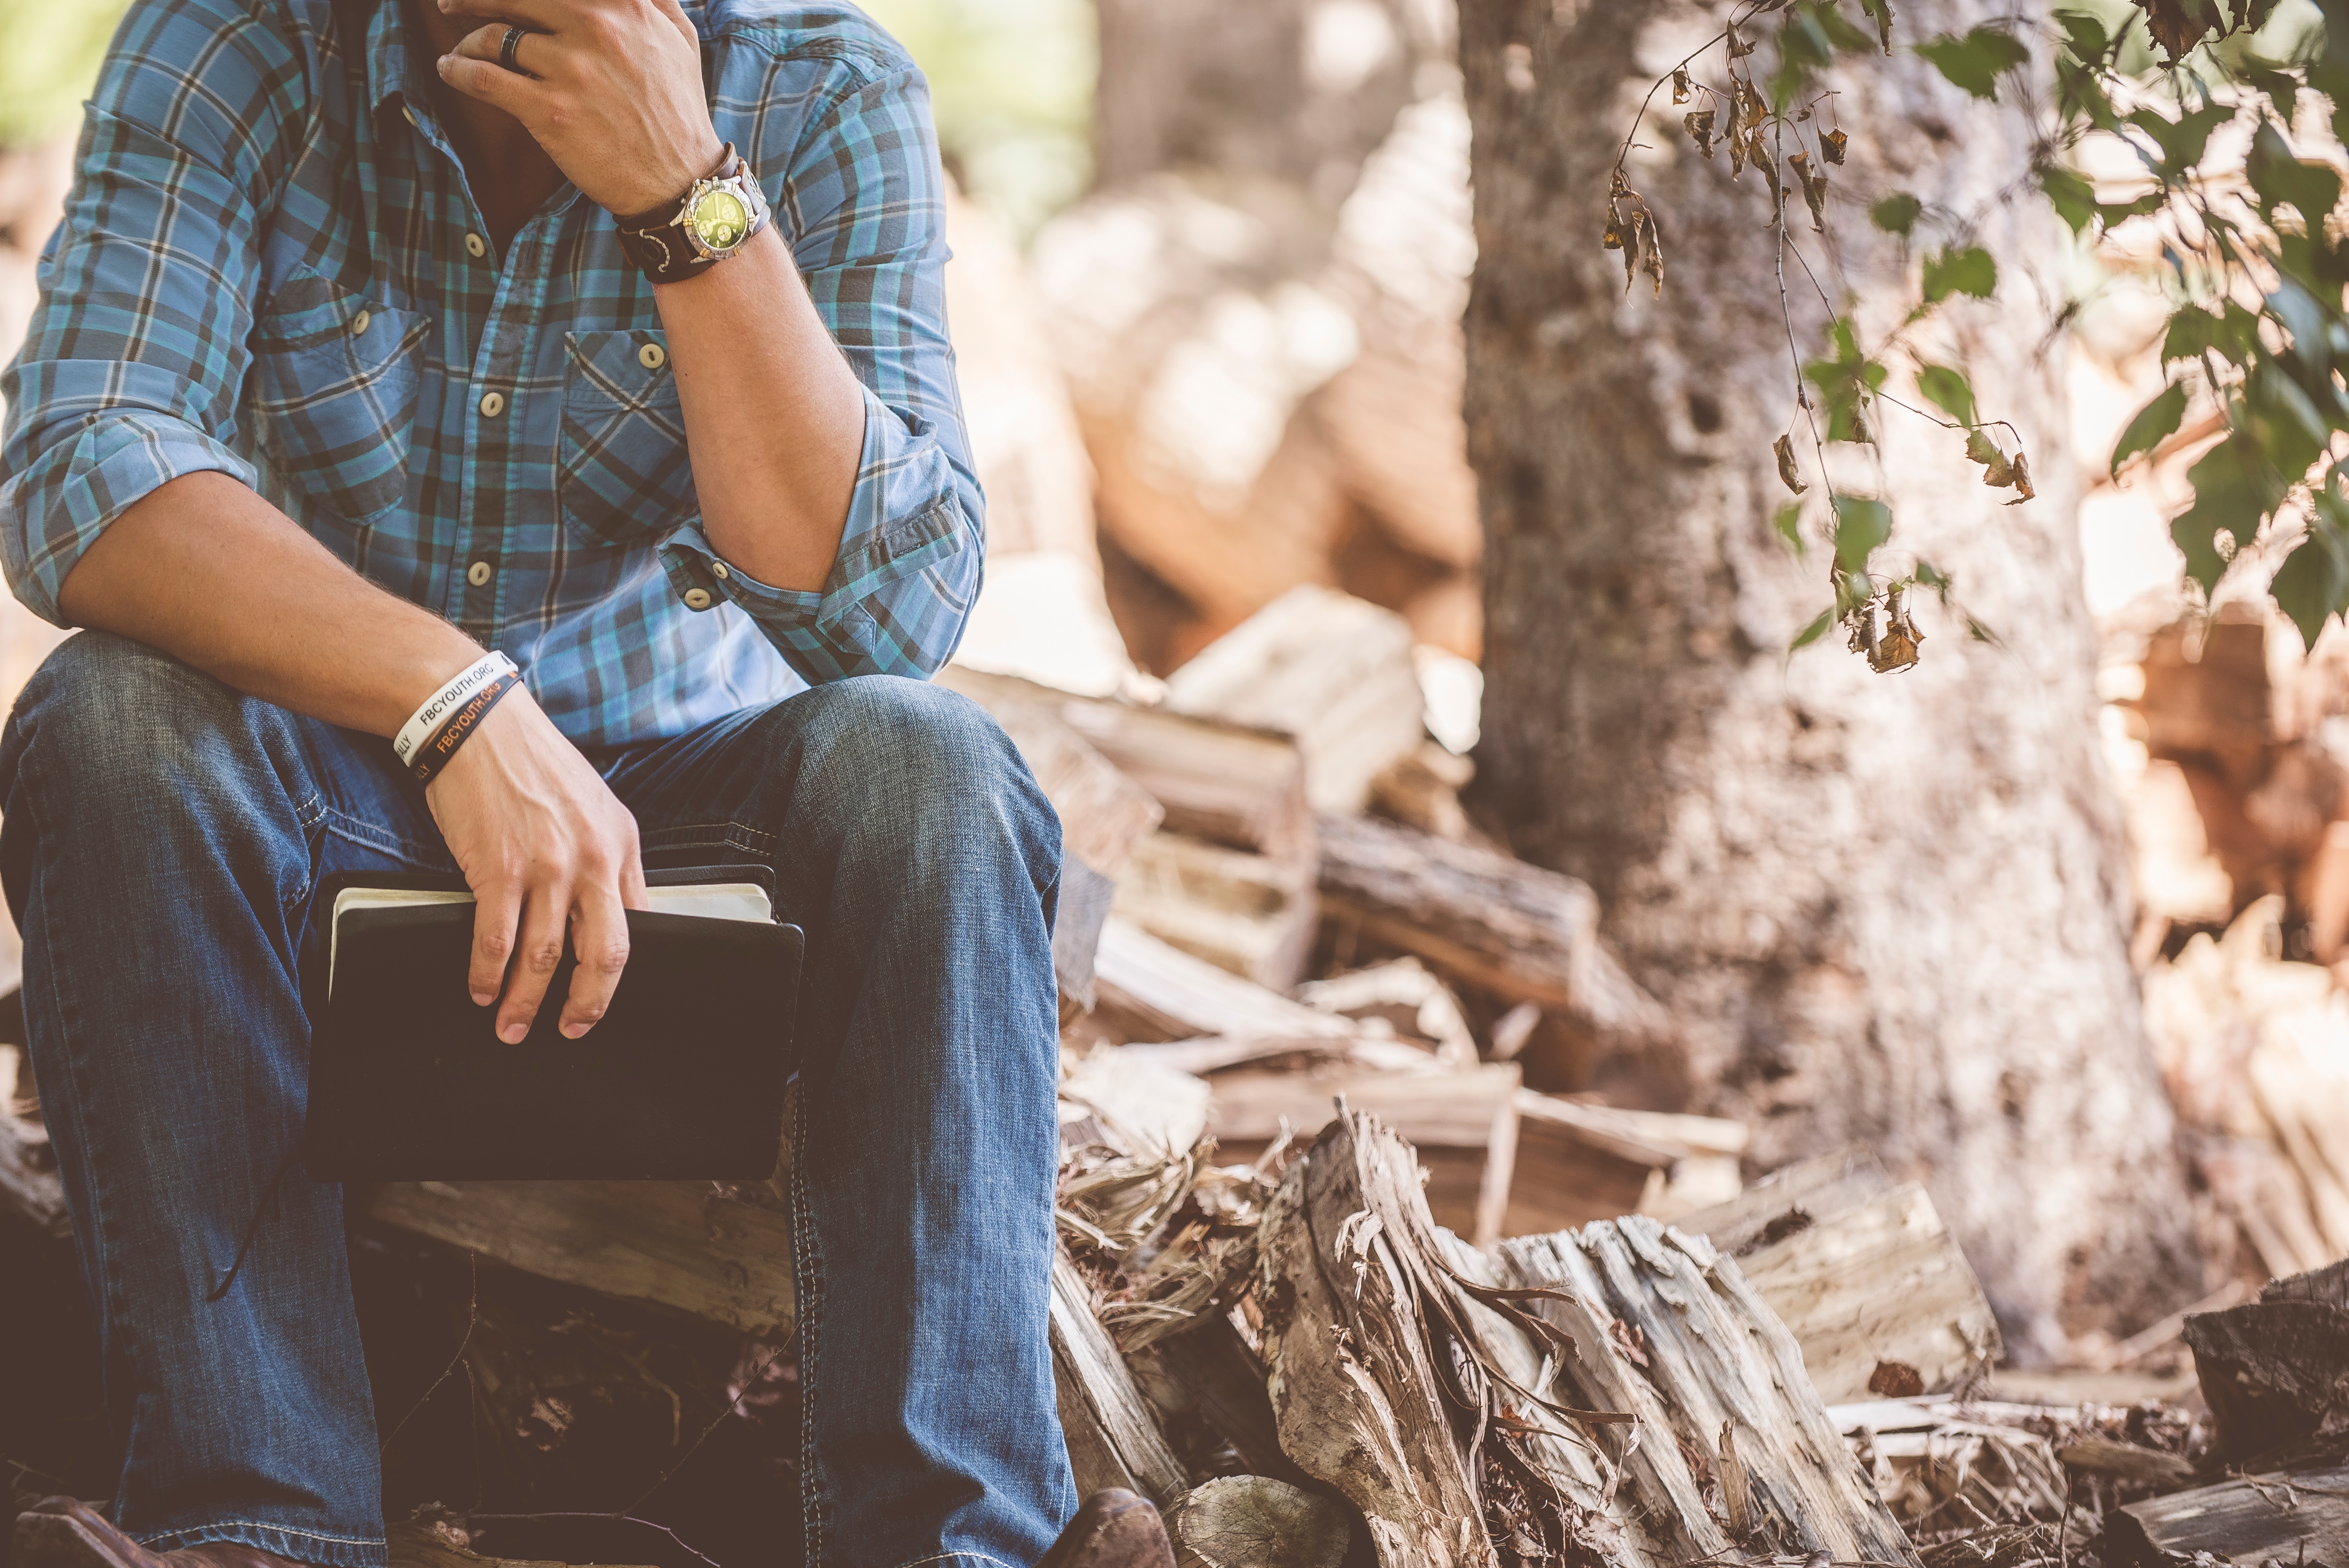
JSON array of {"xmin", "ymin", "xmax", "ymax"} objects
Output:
[{"xmin": 0, "ymin": 0, "xmax": 1169, "ymax": 1563}]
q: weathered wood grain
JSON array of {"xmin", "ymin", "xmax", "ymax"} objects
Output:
[
  {"xmin": 1051, "ymin": 1248, "xmax": 1189, "ymax": 1506},
  {"xmin": 1499, "ymin": 1219, "xmax": 1922, "ymax": 1568},
  {"xmin": 2111, "ymin": 1466, "xmax": 2349, "ymax": 1567}
]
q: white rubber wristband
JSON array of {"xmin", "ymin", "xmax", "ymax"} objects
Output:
[{"xmin": 393, "ymin": 652, "xmax": 519, "ymax": 767}]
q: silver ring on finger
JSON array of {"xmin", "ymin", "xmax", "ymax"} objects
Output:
[{"xmin": 499, "ymin": 23, "xmax": 529, "ymax": 73}]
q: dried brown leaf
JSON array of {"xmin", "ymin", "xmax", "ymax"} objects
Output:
[
  {"xmin": 1774, "ymin": 433, "xmax": 1808, "ymax": 494},
  {"xmin": 1872, "ymin": 0, "xmax": 1894, "ymax": 54},
  {"xmin": 1622, "ymin": 210, "xmax": 1644, "ymax": 292},
  {"xmin": 1640, "ymin": 216, "xmax": 1665, "ymax": 296},
  {"xmin": 2005, "ymin": 449, "xmax": 2034, "ymax": 503},
  {"xmin": 1823, "ymin": 127, "xmax": 1848, "ymax": 164},
  {"xmin": 1602, "ymin": 216, "xmax": 1626, "ymax": 249},
  {"xmin": 1755, "ymin": 145, "xmax": 1784, "ymax": 226},
  {"xmin": 1672, "ymin": 66, "xmax": 1691, "ymax": 103},
  {"xmin": 1728, "ymin": 24, "xmax": 1756, "ymax": 57},
  {"xmin": 1685, "ymin": 108, "xmax": 1718, "ymax": 157},
  {"xmin": 1790, "ymin": 149, "xmax": 1828, "ymax": 231},
  {"xmin": 1868, "ymin": 1359, "xmax": 1926, "ymax": 1397},
  {"xmin": 2140, "ymin": 0, "xmax": 2207, "ymax": 59}
]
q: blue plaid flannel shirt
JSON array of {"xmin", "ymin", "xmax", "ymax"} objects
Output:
[{"xmin": 0, "ymin": 0, "xmax": 983, "ymax": 746}]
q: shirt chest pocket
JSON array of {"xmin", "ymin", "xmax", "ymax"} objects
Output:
[
  {"xmin": 249, "ymin": 283, "xmax": 425, "ymax": 526},
  {"xmin": 558, "ymin": 330, "xmax": 697, "ymax": 547}
]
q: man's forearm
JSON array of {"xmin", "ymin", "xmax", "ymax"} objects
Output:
[
  {"xmin": 652, "ymin": 223, "xmax": 866, "ymax": 593},
  {"xmin": 54, "ymin": 470, "xmax": 485, "ymax": 734}
]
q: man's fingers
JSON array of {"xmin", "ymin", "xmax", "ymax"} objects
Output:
[
  {"xmin": 559, "ymin": 884, "xmax": 631, "ymax": 1039},
  {"xmin": 438, "ymin": 0, "xmax": 563, "ymax": 27},
  {"xmin": 437, "ymin": 51, "xmax": 542, "ymax": 111},
  {"xmin": 496, "ymin": 891, "xmax": 571, "ymax": 1044},
  {"xmin": 469, "ymin": 885, "xmax": 523, "ymax": 1007},
  {"xmin": 450, "ymin": 21, "xmax": 544, "ymax": 73}
]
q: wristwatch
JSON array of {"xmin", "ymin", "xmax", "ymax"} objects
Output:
[{"xmin": 612, "ymin": 143, "xmax": 771, "ymax": 285}]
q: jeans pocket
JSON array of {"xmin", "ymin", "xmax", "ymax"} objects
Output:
[
  {"xmin": 250, "ymin": 278, "xmax": 424, "ymax": 526},
  {"xmin": 558, "ymin": 328, "xmax": 697, "ymax": 547}
]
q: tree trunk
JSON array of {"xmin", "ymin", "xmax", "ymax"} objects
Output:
[{"xmin": 1457, "ymin": 0, "xmax": 2199, "ymax": 1353}]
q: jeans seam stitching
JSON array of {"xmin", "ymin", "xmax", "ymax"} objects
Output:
[
  {"xmin": 132, "ymin": 1523, "xmax": 388, "ymax": 1547},
  {"xmin": 641, "ymin": 820, "xmax": 776, "ymax": 853}
]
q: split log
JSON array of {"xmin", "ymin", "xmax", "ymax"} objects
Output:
[
  {"xmin": 938, "ymin": 668, "xmax": 1314, "ymax": 865},
  {"xmin": 2110, "ymin": 1466, "xmax": 2349, "ymax": 1568},
  {"xmin": 1087, "ymin": 919, "xmax": 1361, "ymax": 1049},
  {"xmin": 1114, "ymin": 830, "xmax": 1317, "ymax": 992},
  {"xmin": 1206, "ymin": 1063, "xmax": 1521, "ymax": 1245},
  {"xmin": 1503, "ymin": 1093, "xmax": 1747, "ymax": 1239},
  {"xmin": 1678, "ymin": 1148, "xmax": 2002, "ymax": 1402},
  {"xmin": 1498, "ymin": 1218, "xmax": 1923, "ymax": 1568},
  {"xmin": 1166, "ymin": 1476, "xmax": 1351, "ymax": 1568},
  {"xmin": 1163, "ymin": 587, "xmax": 1426, "ymax": 814},
  {"xmin": 1313, "ymin": 811, "xmax": 1674, "ymax": 1069},
  {"xmin": 1126, "ymin": 1314, "xmax": 1300, "ymax": 1485},
  {"xmin": 2184, "ymin": 1295, "xmax": 2349, "ymax": 1460},
  {"xmin": 1675, "ymin": 1144, "xmax": 1889, "ymax": 1256},
  {"xmin": 1051, "ymin": 1248, "xmax": 1189, "ymax": 1506},
  {"xmin": 361, "ymin": 1180, "xmax": 798, "ymax": 1337},
  {"xmin": 978, "ymin": 698, "xmax": 1164, "ymax": 876},
  {"xmin": 1256, "ymin": 1107, "xmax": 1601, "ymax": 1568},
  {"xmin": 1294, "ymin": 958, "xmax": 1477, "ymax": 1068}
]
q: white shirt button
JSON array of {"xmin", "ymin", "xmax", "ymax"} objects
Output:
[
  {"xmin": 466, "ymin": 560, "xmax": 494, "ymax": 588},
  {"xmin": 464, "ymin": 232, "xmax": 487, "ymax": 258},
  {"xmin": 349, "ymin": 309, "xmax": 370, "ymax": 337},
  {"xmin": 682, "ymin": 588, "xmax": 714, "ymax": 611},
  {"xmin": 638, "ymin": 342, "xmax": 667, "ymax": 370},
  {"xmin": 711, "ymin": 561, "xmax": 731, "ymax": 580},
  {"xmin": 478, "ymin": 390, "xmax": 505, "ymax": 418}
]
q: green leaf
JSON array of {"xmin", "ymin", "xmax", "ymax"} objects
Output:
[
  {"xmin": 1915, "ymin": 363, "xmax": 1977, "ymax": 426},
  {"xmin": 2054, "ymin": 10, "xmax": 2112, "ymax": 60},
  {"xmin": 1789, "ymin": 606, "xmax": 1837, "ymax": 651},
  {"xmin": 1870, "ymin": 193, "xmax": 1923, "ymax": 236},
  {"xmin": 2172, "ymin": 436, "xmax": 2283, "ymax": 594},
  {"xmin": 1832, "ymin": 495, "xmax": 1893, "ymax": 574},
  {"xmin": 2127, "ymin": 103, "xmax": 2235, "ymax": 175},
  {"xmin": 2247, "ymin": 119, "xmax": 2343, "ymax": 222},
  {"xmin": 1915, "ymin": 26, "xmax": 2030, "ymax": 98},
  {"xmin": 2269, "ymin": 496, "xmax": 2349, "ymax": 648},
  {"xmin": 2109, "ymin": 381, "xmax": 2188, "ymax": 478},
  {"xmin": 2162, "ymin": 305, "xmax": 2225, "ymax": 363},
  {"xmin": 1773, "ymin": 501, "xmax": 1808, "ymax": 555},
  {"xmin": 2246, "ymin": 66, "xmax": 2300, "ymax": 126},
  {"xmin": 2038, "ymin": 165, "xmax": 2096, "ymax": 233},
  {"xmin": 1921, "ymin": 245, "xmax": 1997, "ymax": 302}
]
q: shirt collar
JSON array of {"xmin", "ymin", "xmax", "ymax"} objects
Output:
[{"xmin": 365, "ymin": 0, "xmax": 424, "ymax": 125}]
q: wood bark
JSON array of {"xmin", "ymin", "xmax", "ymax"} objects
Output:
[
  {"xmin": 1496, "ymin": 1219, "xmax": 1922, "ymax": 1568},
  {"xmin": 1166, "ymin": 1476, "xmax": 1352, "ymax": 1568},
  {"xmin": 1314, "ymin": 811, "xmax": 1673, "ymax": 1074},
  {"xmin": 1164, "ymin": 586, "xmax": 1427, "ymax": 815},
  {"xmin": 1679, "ymin": 1148, "xmax": 2003, "ymax": 1402},
  {"xmin": 1051, "ymin": 1247, "xmax": 1191, "ymax": 1506},
  {"xmin": 2111, "ymin": 1466, "xmax": 2349, "ymax": 1568},
  {"xmin": 1207, "ymin": 1061, "xmax": 1522, "ymax": 1244},
  {"xmin": 937, "ymin": 669, "xmax": 1315, "ymax": 866},
  {"xmin": 1458, "ymin": 0, "xmax": 2199, "ymax": 1351}
]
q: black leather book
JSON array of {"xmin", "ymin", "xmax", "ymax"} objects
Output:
[{"xmin": 301, "ymin": 866, "xmax": 803, "ymax": 1182}]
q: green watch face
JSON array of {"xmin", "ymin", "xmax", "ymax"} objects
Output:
[{"xmin": 688, "ymin": 187, "xmax": 750, "ymax": 251}]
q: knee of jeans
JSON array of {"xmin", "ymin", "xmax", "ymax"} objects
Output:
[
  {"xmin": 9, "ymin": 631, "xmax": 272, "ymax": 809},
  {"xmin": 794, "ymin": 676, "xmax": 1060, "ymax": 864}
]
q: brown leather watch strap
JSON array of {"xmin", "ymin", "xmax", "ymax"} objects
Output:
[{"xmin": 613, "ymin": 144, "xmax": 763, "ymax": 285}]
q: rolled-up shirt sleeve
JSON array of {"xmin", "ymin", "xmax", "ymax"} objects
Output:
[
  {"xmin": 0, "ymin": 0, "xmax": 288, "ymax": 627},
  {"xmin": 658, "ymin": 58, "xmax": 984, "ymax": 685}
]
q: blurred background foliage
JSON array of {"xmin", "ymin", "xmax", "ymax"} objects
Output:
[
  {"xmin": 0, "ymin": 0, "xmax": 130, "ymax": 147},
  {"xmin": 0, "ymin": 0, "xmax": 1095, "ymax": 242}
]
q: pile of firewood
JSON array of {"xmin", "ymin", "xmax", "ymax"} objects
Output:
[{"xmin": 0, "ymin": 581, "xmax": 2038, "ymax": 1567}]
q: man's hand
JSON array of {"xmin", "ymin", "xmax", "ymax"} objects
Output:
[
  {"xmin": 436, "ymin": 0, "xmax": 725, "ymax": 216},
  {"xmin": 425, "ymin": 690, "xmax": 649, "ymax": 1042}
]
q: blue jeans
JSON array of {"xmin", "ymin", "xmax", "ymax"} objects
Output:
[{"xmin": 0, "ymin": 631, "xmax": 1074, "ymax": 1568}]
